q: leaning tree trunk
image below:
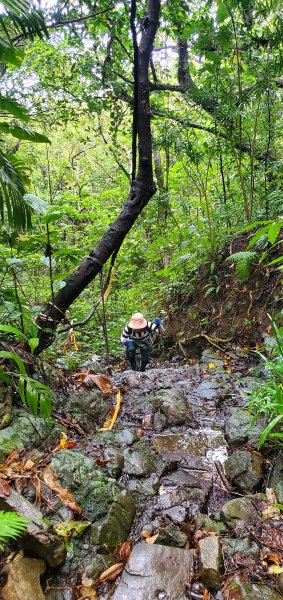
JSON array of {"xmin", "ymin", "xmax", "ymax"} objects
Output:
[{"xmin": 35, "ymin": 0, "xmax": 161, "ymax": 355}]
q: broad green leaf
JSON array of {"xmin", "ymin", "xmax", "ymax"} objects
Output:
[
  {"xmin": 0, "ymin": 41, "xmax": 24, "ymax": 66},
  {"xmin": 267, "ymin": 222, "xmax": 281, "ymax": 245},
  {"xmin": 25, "ymin": 381, "xmax": 38, "ymax": 417},
  {"xmin": 0, "ymin": 351, "xmax": 26, "ymax": 375},
  {"xmin": 0, "ymin": 96, "xmax": 29, "ymax": 122},
  {"xmin": 23, "ymin": 194, "xmax": 50, "ymax": 215},
  {"xmin": 39, "ymin": 395, "xmax": 51, "ymax": 419},
  {"xmin": 0, "ymin": 123, "xmax": 50, "ymax": 143},
  {"xmin": 0, "ymin": 324, "xmax": 28, "ymax": 340},
  {"xmin": 1, "ymin": 0, "xmax": 30, "ymax": 15},
  {"xmin": 258, "ymin": 414, "xmax": 283, "ymax": 448},
  {"xmin": 43, "ymin": 209, "xmax": 63, "ymax": 224},
  {"xmin": 28, "ymin": 337, "xmax": 39, "ymax": 354}
]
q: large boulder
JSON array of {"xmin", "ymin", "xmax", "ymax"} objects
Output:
[
  {"xmin": 225, "ymin": 576, "xmax": 282, "ymax": 599},
  {"xmin": 152, "ymin": 388, "xmax": 192, "ymax": 425},
  {"xmin": 270, "ymin": 449, "xmax": 283, "ymax": 502},
  {"xmin": 123, "ymin": 440, "xmax": 158, "ymax": 476},
  {"xmin": 51, "ymin": 450, "xmax": 135, "ymax": 548},
  {"xmin": 224, "ymin": 409, "xmax": 266, "ymax": 448},
  {"xmin": 62, "ymin": 388, "xmax": 112, "ymax": 429},
  {"xmin": 224, "ymin": 450, "xmax": 263, "ymax": 493},
  {"xmin": 112, "ymin": 543, "xmax": 194, "ymax": 600},
  {"xmin": 0, "ymin": 411, "xmax": 63, "ymax": 461},
  {"xmin": 0, "ymin": 487, "xmax": 66, "ymax": 567},
  {"xmin": 51, "ymin": 450, "xmax": 134, "ymax": 519},
  {"xmin": 1, "ymin": 558, "xmax": 45, "ymax": 600},
  {"xmin": 198, "ymin": 536, "xmax": 221, "ymax": 590},
  {"xmin": 220, "ymin": 494, "xmax": 266, "ymax": 526}
]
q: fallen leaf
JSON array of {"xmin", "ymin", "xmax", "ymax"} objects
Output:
[
  {"xmin": 115, "ymin": 541, "xmax": 131, "ymax": 562},
  {"xmin": 145, "ymin": 533, "xmax": 159, "ymax": 544},
  {"xmin": 54, "ymin": 519, "xmax": 91, "ymax": 539},
  {"xmin": 23, "ymin": 460, "xmax": 35, "ymax": 471},
  {"xmin": 203, "ymin": 588, "xmax": 212, "ymax": 600},
  {"xmin": 0, "ymin": 479, "xmax": 11, "ymax": 497},
  {"xmin": 98, "ymin": 562, "xmax": 124, "ymax": 583},
  {"xmin": 84, "ymin": 373, "xmax": 112, "ymax": 393},
  {"xmin": 208, "ymin": 362, "xmax": 216, "ymax": 369},
  {"xmin": 78, "ymin": 585, "xmax": 97, "ymax": 599},
  {"xmin": 42, "ymin": 464, "xmax": 82, "ymax": 514},
  {"xmin": 268, "ymin": 565, "xmax": 283, "ymax": 575},
  {"xmin": 141, "ymin": 530, "xmax": 151, "ymax": 538}
]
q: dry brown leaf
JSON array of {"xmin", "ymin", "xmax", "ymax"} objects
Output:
[
  {"xmin": 260, "ymin": 549, "xmax": 282, "ymax": 565},
  {"xmin": 203, "ymin": 588, "xmax": 212, "ymax": 600},
  {"xmin": 145, "ymin": 533, "xmax": 159, "ymax": 544},
  {"xmin": 78, "ymin": 586, "xmax": 97, "ymax": 599},
  {"xmin": 115, "ymin": 541, "xmax": 131, "ymax": 562},
  {"xmin": 84, "ymin": 373, "xmax": 112, "ymax": 393},
  {"xmin": 42, "ymin": 464, "xmax": 82, "ymax": 514},
  {"xmin": 23, "ymin": 460, "xmax": 35, "ymax": 471},
  {"xmin": 141, "ymin": 530, "xmax": 151, "ymax": 538},
  {"xmin": 98, "ymin": 562, "xmax": 124, "ymax": 583},
  {"xmin": 0, "ymin": 478, "xmax": 11, "ymax": 497}
]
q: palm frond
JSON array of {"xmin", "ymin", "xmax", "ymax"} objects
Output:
[
  {"xmin": 0, "ymin": 1, "xmax": 48, "ymax": 42},
  {"xmin": 0, "ymin": 510, "xmax": 29, "ymax": 545},
  {"xmin": 0, "ymin": 151, "xmax": 32, "ymax": 229},
  {"xmin": 226, "ymin": 251, "xmax": 257, "ymax": 283}
]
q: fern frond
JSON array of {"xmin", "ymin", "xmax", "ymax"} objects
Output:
[
  {"xmin": 0, "ymin": 152, "xmax": 32, "ymax": 229},
  {"xmin": 0, "ymin": 510, "xmax": 29, "ymax": 545},
  {"xmin": 226, "ymin": 251, "xmax": 257, "ymax": 283}
]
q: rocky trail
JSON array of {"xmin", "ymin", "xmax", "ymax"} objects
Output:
[{"xmin": 0, "ymin": 349, "xmax": 283, "ymax": 600}]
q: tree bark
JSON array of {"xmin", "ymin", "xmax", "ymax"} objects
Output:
[{"xmin": 35, "ymin": 0, "xmax": 161, "ymax": 355}]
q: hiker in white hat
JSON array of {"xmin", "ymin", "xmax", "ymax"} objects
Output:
[{"xmin": 121, "ymin": 312, "xmax": 165, "ymax": 371}]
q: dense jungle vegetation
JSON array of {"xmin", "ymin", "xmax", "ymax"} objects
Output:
[{"xmin": 0, "ymin": 0, "xmax": 282, "ymax": 383}]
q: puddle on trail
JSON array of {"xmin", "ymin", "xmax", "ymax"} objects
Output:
[{"xmin": 154, "ymin": 428, "xmax": 228, "ymax": 465}]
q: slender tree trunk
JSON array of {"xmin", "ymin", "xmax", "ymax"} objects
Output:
[{"xmin": 35, "ymin": 0, "xmax": 161, "ymax": 355}]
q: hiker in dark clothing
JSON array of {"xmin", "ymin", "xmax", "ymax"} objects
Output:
[{"xmin": 121, "ymin": 312, "xmax": 164, "ymax": 372}]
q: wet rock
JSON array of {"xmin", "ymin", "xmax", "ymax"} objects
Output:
[
  {"xmin": 194, "ymin": 513, "xmax": 227, "ymax": 534},
  {"xmin": 45, "ymin": 589, "xmax": 75, "ymax": 600},
  {"xmin": 90, "ymin": 490, "xmax": 135, "ymax": 548},
  {"xmin": 225, "ymin": 576, "xmax": 282, "ymax": 599},
  {"xmin": 224, "ymin": 450, "xmax": 263, "ymax": 493},
  {"xmin": 104, "ymin": 446, "xmax": 124, "ymax": 478},
  {"xmin": 270, "ymin": 449, "xmax": 283, "ymax": 502},
  {"xmin": 154, "ymin": 430, "xmax": 227, "ymax": 462},
  {"xmin": 153, "ymin": 410, "xmax": 168, "ymax": 432},
  {"xmin": 128, "ymin": 474, "xmax": 160, "ymax": 497},
  {"xmin": 114, "ymin": 428, "xmax": 137, "ymax": 447},
  {"xmin": 224, "ymin": 409, "xmax": 266, "ymax": 448},
  {"xmin": 200, "ymin": 349, "xmax": 224, "ymax": 368},
  {"xmin": 156, "ymin": 524, "xmax": 188, "ymax": 547},
  {"xmin": 198, "ymin": 535, "xmax": 221, "ymax": 590},
  {"xmin": 51, "ymin": 450, "xmax": 128, "ymax": 521},
  {"xmin": 123, "ymin": 440, "xmax": 158, "ymax": 476},
  {"xmin": 158, "ymin": 478, "xmax": 207, "ymax": 519},
  {"xmin": 0, "ymin": 427, "xmax": 23, "ymax": 461},
  {"xmin": 1, "ymin": 411, "xmax": 65, "ymax": 455},
  {"xmin": 83, "ymin": 553, "xmax": 119, "ymax": 579},
  {"xmin": 63, "ymin": 388, "xmax": 112, "ymax": 429},
  {"xmin": 1, "ymin": 557, "xmax": 45, "ymax": 600},
  {"xmin": 112, "ymin": 543, "xmax": 194, "ymax": 600},
  {"xmin": 164, "ymin": 505, "xmax": 187, "ymax": 524},
  {"xmin": 152, "ymin": 388, "xmax": 191, "ymax": 425},
  {"xmin": 221, "ymin": 536, "xmax": 260, "ymax": 559},
  {"xmin": 0, "ymin": 487, "xmax": 66, "ymax": 567},
  {"xmin": 220, "ymin": 494, "xmax": 265, "ymax": 526}
]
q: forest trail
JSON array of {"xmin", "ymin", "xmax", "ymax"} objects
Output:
[{"xmin": 2, "ymin": 350, "xmax": 282, "ymax": 599}]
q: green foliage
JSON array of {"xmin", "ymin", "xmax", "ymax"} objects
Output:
[
  {"xmin": 0, "ymin": 510, "xmax": 29, "ymax": 548},
  {"xmin": 0, "ymin": 351, "xmax": 53, "ymax": 418},
  {"xmin": 226, "ymin": 251, "xmax": 257, "ymax": 283},
  {"xmin": 248, "ymin": 318, "xmax": 283, "ymax": 447}
]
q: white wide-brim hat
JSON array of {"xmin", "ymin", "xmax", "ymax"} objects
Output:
[{"xmin": 128, "ymin": 312, "xmax": 147, "ymax": 329}]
